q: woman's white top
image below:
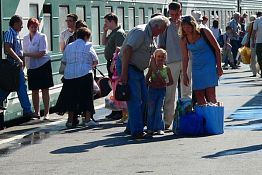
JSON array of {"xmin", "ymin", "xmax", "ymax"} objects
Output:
[
  {"xmin": 23, "ymin": 32, "xmax": 50, "ymax": 69},
  {"xmin": 62, "ymin": 39, "xmax": 98, "ymax": 79},
  {"xmin": 211, "ymin": 27, "xmax": 221, "ymax": 39}
]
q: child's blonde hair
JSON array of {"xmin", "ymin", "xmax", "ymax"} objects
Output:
[{"xmin": 153, "ymin": 48, "xmax": 167, "ymax": 60}]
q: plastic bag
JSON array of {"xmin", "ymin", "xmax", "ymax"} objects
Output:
[
  {"xmin": 104, "ymin": 97, "xmax": 122, "ymax": 111},
  {"xmin": 239, "ymin": 46, "xmax": 251, "ymax": 64}
]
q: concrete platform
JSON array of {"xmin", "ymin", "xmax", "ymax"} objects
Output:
[{"xmin": 0, "ymin": 64, "xmax": 261, "ymax": 175}]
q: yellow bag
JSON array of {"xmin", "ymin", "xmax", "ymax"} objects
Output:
[{"xmin": 239, "ymin": 46, "xmax": 251, "ymax": 64}]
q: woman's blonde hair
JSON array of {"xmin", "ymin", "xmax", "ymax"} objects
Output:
[{"xmin": 179, "ymin": 15, "xmax": 200, "ymax": 38}]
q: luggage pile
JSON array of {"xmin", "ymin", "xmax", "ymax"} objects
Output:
[{"xmin": 173, "ymin": 98, "xmax": 224, "ymax": 136}]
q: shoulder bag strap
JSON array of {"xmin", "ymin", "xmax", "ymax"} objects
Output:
[
  {"xmin": 94, "ymin": 66, "xmax": 106, "ymax": 77},
  {"xmin": 200, "ymin": 28, "xmax": 216, "ymax": 55}
]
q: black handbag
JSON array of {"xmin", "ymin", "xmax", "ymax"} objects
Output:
[
  {"xmin": 115, "ymin": 83, "xmax": 130, "ymax": 101},
  {"xmin": 0, "ymin": 59, "xmax": 20, "ymax": 92},
  {"xmin": 93, "ymin": 67, "xmax": 112, "ymax": 99}
]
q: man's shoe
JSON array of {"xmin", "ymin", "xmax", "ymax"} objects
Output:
[
  {"xmin": 132, "ymin": 132, "xmax": 153, "ymax": 140},
  {"xmin": 124, "ymin": 128, "xmax": 131, "ymax": 135}
]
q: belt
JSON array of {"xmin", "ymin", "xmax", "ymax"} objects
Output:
[{"xmin": 129, "ymin": 64, "xmax": 143, "ymax": 73}]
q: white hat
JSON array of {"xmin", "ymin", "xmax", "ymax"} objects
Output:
[{"xmin": 191, "ymin": 10, "xmax": 203, "ymax": 21}]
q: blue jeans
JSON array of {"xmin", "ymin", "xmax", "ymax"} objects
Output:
[
  {"xmin": 116, "ymin": 59, "xmax": 148, "ymax": 136},
  {"xmin": 147, "ymin": 88, "xmax": 165, "ymax": 131},
  {"xmin": 0, "ymin": 64, "xmax": 32, "ymax": 114}
]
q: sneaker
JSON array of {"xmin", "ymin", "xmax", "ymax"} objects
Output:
[
  {"xmin": 123, "ymin": 118, "xmax": 128, "ymax": 124},
  {"xmin": 43, "ymin": 115, "xmax": 50, "ymax": 120},
  {"xmin": 165, "ymin": 124, "xmax": 170, "ymax": 130},
  {"xmin": 157, "ymin": 130, "xmax": 165, "ymax": 135},
  {"xmin": 84, "ymin": 119, "xmax": 99, "ymax": 127},
  {"xmin": 116, "ymin": 115, "xmax": 128, "ymax": 124},
  {"xmin": 223, "ymin": 66, "xmax": 229, "ymax": 70}
]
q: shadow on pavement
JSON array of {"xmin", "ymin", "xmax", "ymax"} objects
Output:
[
  {"xmin": 50, "ymin": 133, "xmax": 181, "ymax": 154},
  {"xmin": 226, "ymin": 90, "xmax": 262, "ymax": 131},
  {"xmin": 202, "ymin": 144, "xmax": 262, "ymax": 159}
]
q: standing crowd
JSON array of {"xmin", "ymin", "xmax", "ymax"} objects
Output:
[{"xmin": 1, "ymin": 1, "xmax": 261, "ymax": 139}]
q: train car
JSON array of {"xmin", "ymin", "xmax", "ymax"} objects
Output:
[{"xmin": 0, "ymin": 0, "xmax": 260, "ymax": 125}]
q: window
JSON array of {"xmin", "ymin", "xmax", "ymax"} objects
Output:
[
  {"xmin": 157, "ymin": 8, "xmax": 162, "ymax": 13},
  {"xmin": 138, "ymin": 8, "xmax": 144, "ymax": 24},
  {"xmin": 116, "ymin": 7, "xmax": 124, "ymax": 29},
  {"xmin": 76, "ymin": 6, "xmax": 85, "ymax": 20},
  {"xmin": 29, "ymin": 4, "xmax": 38, "ymax": 18},
  {"xmin": 128, "ymin": 7, "xmax": 135, "ymax": 30},
  {"xmin": 43, "ymin": 4, "xmax": 52, "ymax": 51},
  {"xmin": 91, "ymin": 7, "xmax": 100, "ymax": 45},
  {"xmin": 105, "ymin": 6, "xmax": 112, "ymax": 15},
  {"xmin": 59, "ymin": 6, "xmax": 69, "ymax": 33},
  {"xmin": 148, "ymin": 8, "xmax": 154, "ymax": 20}
]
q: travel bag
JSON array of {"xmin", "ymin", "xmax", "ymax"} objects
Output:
[{"xmin": 194, "ymin": 104, "xmax": 224, "ymax": 135}]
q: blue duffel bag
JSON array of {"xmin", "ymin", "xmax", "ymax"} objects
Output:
[
  {"xmin": 173, "ymin": 98, "xmax": 205, "ymax": 136},
  {"xmin": 194, "ymin": 105, "xmax": 224, "ymax": 135},
  {"xmin": 176, "ymin": 112, "xmax": 205, "ymax": 136}
]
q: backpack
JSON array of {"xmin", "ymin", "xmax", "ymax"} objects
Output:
[{"xmin": 217, "ymin": 34, "xmax": 225, "ymax": 48}]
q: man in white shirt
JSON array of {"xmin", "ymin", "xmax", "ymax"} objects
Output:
[
  {"xmin": 252, "ymin": 12, "xmax": 262, "ymax": 77},
  {"xmin": 158, "ymin": 2, "xmax": 191, "ymax": 129},
  {"xmin": 59, "ymin": 13, "xmax": 78, "ymax": 52}
]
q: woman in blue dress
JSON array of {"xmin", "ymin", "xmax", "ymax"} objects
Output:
[{"xmin": 180, "ymin": 15, "xmax": 223, "ymax": 105}]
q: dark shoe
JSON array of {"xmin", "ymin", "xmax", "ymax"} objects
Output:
[
  {"xmin": 0, "ymin": 105, "xmax": 6, "ymax": 110},
  {"xmin": 250, "ymin": 74, "xmax": 256, "ymax": 77},
  {"xmin": 231, "ymin": 65, "xmax": 238, "ymax": 69},
  {"xmin": 24, "ymin": 112, "xmax": 40, "ymax": 119},
  {"xmin": 132, "ymin": 132, "xmax": 153, "ymax": 140},
  {"xmin": 124, "ymin": 128, "xmax": 131, "ymax": 135},
  {"xmin": 111, "ymin": 113, "xmax": 122, "ymax": 120},
  {"xmin": 105, "ymin": 112, "xmax": 115, "ymax": 119},
  {"xmin": 65, "ymin": 122, "xmax": 76, "ymax": 129}
]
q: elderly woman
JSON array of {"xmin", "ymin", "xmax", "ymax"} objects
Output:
[
  {"xmin": 23, "ymin": 18, "xmax": 54, "ymax": 119},
  {"xmin": 180, "ymin": 15, "xmax": 223, "ymax": 105},
  {"xmin": 56, "ymin": 27, "xmax": 98, "ymax": 128}
]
